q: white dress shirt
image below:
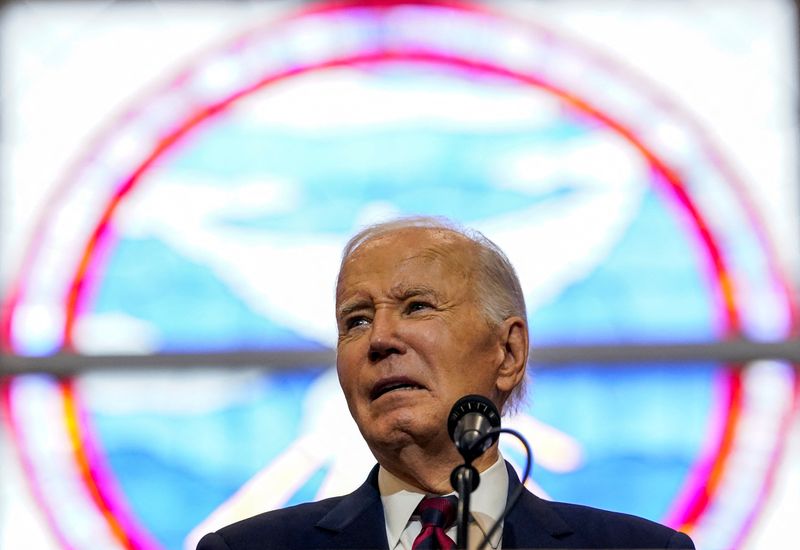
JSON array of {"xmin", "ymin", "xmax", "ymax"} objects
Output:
[{"xmin": 378, "ymin": 456, "xmax": 508, "ymax": 550}]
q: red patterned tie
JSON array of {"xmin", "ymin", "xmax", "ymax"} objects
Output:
[{"xmin": 411, "ymin": 495, "xmax": 458, "ymax": 550}]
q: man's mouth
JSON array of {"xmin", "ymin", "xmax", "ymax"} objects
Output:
[{"xmin": 370, "ymin": 377, "xmax": 426, "ymax": 401}]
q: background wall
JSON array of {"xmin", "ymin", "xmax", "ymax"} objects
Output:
[{"xmin": 1, "ymin": 1, "xmax": 798, "ymax": 549}]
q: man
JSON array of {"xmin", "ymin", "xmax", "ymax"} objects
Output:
[{"xmin": 198, "ymin": 216, "xmax": 695, "ymax": 550}]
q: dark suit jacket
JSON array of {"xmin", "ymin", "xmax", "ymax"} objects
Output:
[{"xmin": 197, "ymin": 462, "xmax": 695, "ymax": 549}]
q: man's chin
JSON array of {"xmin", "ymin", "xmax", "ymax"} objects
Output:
[{"xmin": 362, "ymin": 415, "xmax": 448, "ymax": 457}]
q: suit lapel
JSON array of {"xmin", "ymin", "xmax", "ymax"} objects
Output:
[
  {"xmin": 316, "ymin": 465, "xmax": 389, "ymax": 549},
  {"xmin": 501, "ymin": 461, "xmax": 574, "ymax": 549},
  {"xmin": 311, "ymin": 461, "xmax": 575, "ymax": 549}
]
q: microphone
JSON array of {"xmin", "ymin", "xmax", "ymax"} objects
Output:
[{"xmin": 447, "ymin": 395, "xmax": 501, "ymax": 462}]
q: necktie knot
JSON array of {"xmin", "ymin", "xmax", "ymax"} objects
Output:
[
  {"xmin": 416, "ymin": 496, "xmax": 458, "ymax": 529},
  {"xmin": 412, "ymin": 496, "xmax": 458, "ymax": 550}
]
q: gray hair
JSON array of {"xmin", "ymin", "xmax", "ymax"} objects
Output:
[{"xmin": 338, "ymin": 216, "xmax": 528, "ymax": 412}]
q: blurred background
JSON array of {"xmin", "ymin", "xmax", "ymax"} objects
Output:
[{"xmin": 0, "ymin": 0, "xmax": 798, "ymax": 549}]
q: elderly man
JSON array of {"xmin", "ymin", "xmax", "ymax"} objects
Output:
[{"xmin": 198, "ymin": 217, "xmax": 694, "ymax": 550}]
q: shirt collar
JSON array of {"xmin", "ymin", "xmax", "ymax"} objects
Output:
[{"xmin": 378, "ymin": 455, "xmax": 508, "ymax": 549}]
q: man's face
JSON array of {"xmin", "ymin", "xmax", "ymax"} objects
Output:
[{"xmin": 335, "ymin": 228, "xmax": 507, "ymax": 457}]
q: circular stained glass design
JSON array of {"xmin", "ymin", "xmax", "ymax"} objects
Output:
[{"xmin": 2, "ymin": 2, "xmax": 797, "ymax": 550}]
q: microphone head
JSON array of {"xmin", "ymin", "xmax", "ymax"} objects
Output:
[{"xmin": 447, "ymin": 395, "xmax": 501, "ymax": 461}]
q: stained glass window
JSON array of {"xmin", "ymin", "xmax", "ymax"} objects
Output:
[{"xmin": 1, "ymin": 2, "xmax": 797, "ymax": 550}]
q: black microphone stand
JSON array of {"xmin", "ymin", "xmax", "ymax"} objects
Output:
[
  {"xmin": 450, "ymin": 461, "xmax": 480, "ymax": 549},
  {"xmin": 447, "ymin": 395, "xmax": 501, "ymax": 550},
  {"xmin": 451, "ymin": 427, "xmax": 534, "ymax": 550}
]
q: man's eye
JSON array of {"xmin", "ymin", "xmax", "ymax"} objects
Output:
[
  {"xmin": 345, "ymin": 316, "xmax": 370, "ymax": 330},
  {"xmin": 406, "ymin": 301, "xmax": 432, "ymax": 313}
]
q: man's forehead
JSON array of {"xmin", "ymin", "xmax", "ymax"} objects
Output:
[
  {"xmin": 346, "ymin": 228, "xmax": 471, "ymax": 271},
  {"xmin": 356, "ymin": 226, "xmax": 468, "ymax": 257},
  {"xmin": 336, "ymin": 228, "xmax": 475, "ymax": 293}
]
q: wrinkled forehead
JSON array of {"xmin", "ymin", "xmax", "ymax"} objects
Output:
[{"xmin": 336, "ymin": 228, "xmax": 476, "ymax": 296}]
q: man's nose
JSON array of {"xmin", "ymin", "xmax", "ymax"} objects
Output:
[{"xmin": 368, "ymin": 309, "xmax": 406, "ymax": 362}]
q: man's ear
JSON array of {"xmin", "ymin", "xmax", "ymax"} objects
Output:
[{"xmin": 495, "ymin": 316, "xmax": 529, "ymax": 395}]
